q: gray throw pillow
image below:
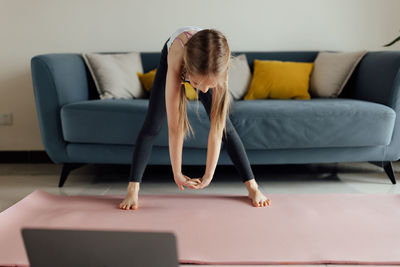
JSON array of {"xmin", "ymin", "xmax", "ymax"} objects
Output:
[
  {"xmin": 309, "ymin": 50, "xmax": 368, "ymax": 98},
  {"xmin": 82, "ymin": 52, "xmax": 146, "ymax": 99},
  {"xmin": 228, "ymin": 54, "xmax": 252, "ymax": 100}
]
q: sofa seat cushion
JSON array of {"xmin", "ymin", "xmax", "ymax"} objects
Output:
[
  {"xmin": 60, "ymin": 98, "xmax": 395, "ymax": 150},
  {"xmin": 231, "ymin": 98, "xmax": 395, "ymax": 149},
  {"xmin": 60, "ymin": 99, "xmax": 211, "ymax": 148}
]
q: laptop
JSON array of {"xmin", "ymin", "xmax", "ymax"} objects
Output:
[{"xmin": 21, "ymin": 228, "xmax": 179, "ymax": 267}]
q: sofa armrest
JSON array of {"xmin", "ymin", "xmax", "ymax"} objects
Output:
[
  {"xmin": 30, "ymin": 53, "xmax": 91, "ymax": 163},
  {"xmin": 349, "ymin": 51, "xmax": 400, "ymax": 160}
]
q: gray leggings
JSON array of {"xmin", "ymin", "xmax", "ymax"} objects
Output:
[{"xmin": 128, "ymin": 38, "xmax": 255, "ymax": 183}]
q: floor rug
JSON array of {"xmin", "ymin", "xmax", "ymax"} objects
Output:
[{"xmin": 1, "ymin": 189, "xmax": 400, "ymax": 266}]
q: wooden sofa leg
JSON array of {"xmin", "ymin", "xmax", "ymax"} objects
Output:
[
  {"xmin": 59, "ymin": 163, "xmax": 86, "ymax": 187},
  {"xmin": 368, "ymin": 161, "xmax": 397, "ymax": 184}
]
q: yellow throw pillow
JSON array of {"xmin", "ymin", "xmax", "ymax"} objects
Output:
[
  {"xmin": 244, "ymin": 60, "xmax": 314, "ymax": 100},
  {"xmin": 137, "ymin": 68, "xmax": 157, "ymax": 92},
  {"xmin": 137, "ymin": 68, "xmax": 197, "ymax": 100},
  {"xmin": 182, "ymin": 82, "xmax": 198, "ymax": 101}
]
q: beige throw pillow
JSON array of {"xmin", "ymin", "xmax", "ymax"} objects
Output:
[
  {"xmin": 82, "ymin": 52, "xmax": 146, "ymax": 99},
  {"xmin": 309, "ymin": 50, "xmax": 367, "ymax": 98},
  {"xmin": 228, "ymin": 54, "xmax": 252, "ymax": 100}
]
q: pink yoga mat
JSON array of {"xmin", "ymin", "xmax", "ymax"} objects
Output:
[{"xmin": 1, "ymin": 189, "xmax": 400, "ymax": 266}]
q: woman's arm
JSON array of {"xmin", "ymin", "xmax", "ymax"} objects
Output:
[
  {"xmin": 204, "ymin": 127, "xmax": 223, "ymax": 180},
  {"xmin": 190, "ymin": 125, "xmax": 223, "ymax": 190},
  {"xmin": 165, "ymin": 63, "xmax": 184, "ymax": 178},
  {"xmin": 165, "ymin": 49, "xmax": 201, "ymax": 190}
]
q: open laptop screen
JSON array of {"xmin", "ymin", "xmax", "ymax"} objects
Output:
[{"xmin": 21, "ymin": 228, "xmax": 179, "ymax": 267}]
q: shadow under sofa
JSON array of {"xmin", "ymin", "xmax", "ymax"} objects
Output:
[{"xmin": 30, "ymin": 50, "xmax": 400, "ymax": 187}]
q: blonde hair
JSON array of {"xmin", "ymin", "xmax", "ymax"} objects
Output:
[{"xmin": 178, "ymin": 28, "xmax": 233, "ymax": 141}]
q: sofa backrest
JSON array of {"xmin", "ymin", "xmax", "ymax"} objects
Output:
[
  {"xmin": 31, "ymin": 54, "xmax": 99, "ymax": 104},
  {"xmin": 141, "ymin": 50, "xmax": 320, "ymax": 73},
  {"xmin": 344, "ymin": 51, "xmax": 400, "ymax": 107},
  {"xmin": 32, "ymin": 51, "xmax": 323, "ymax": 103},
  {"xmin": 32, "ymin": 50, "xmax": 400, "ymax": 106}
]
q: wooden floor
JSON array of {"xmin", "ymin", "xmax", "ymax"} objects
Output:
[{"xmin": 1, "ymin": 161, "xmax": 399, "ymax": 267}]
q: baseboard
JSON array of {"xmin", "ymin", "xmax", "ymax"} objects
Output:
[{"xmin": 0, "ymin": 151, "xmax": 52, "ymax": 163}]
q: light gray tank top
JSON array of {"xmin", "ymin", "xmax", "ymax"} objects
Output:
[{"xmin": 167, "ymin": 26, "xmax": 202, "ymax": 52}]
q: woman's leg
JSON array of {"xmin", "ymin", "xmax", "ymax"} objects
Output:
[
  {"xmin": 197, "ymin": 89, "xmax": 271, "ymax": 207},
  {"xmin": 197, "ymin": 89, "xmax": 255, "ymax": 183},
  {"xmin": 127, "ymin": 39, "xmax": 170, "ymax": 183}
]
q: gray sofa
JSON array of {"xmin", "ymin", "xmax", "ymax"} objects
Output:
[{"xmin": 30, "ymin": 50, "xmax": 400, "ymax": 187}]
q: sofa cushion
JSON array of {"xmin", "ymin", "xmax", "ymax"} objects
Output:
[
  {"xmin": 309, "ymin": 50, "xmax": 367, "ymax": 98},
  {"xmin": 60, "ymin": 98, "xmax": 395, "ymax": 150},
  {"xmin": 60, "ymin": 99, "xmax": 210, "ymax": 148},
  {"xmin": 228, "ymin": 54, "xmax": 252, "ymax": 100},
  {"xmin": 230, "ymin": 99, "xmax": 395, "ymax": 149},
  {"xmin": 244, "ymin": 60, "xmax": 313, "ymax": 100},
  {"xmin": 137, "ymin": 68, "xmax": 156, "ymax": 92},
  {"xmin": 137, "ymin": 68, "xmax": 198, "ymax": 101},
  {"xmin": 82, "ymin": 52, "xmax": 146, "ymax": 100}
]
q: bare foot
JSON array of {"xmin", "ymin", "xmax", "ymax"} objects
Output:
[
  {"xmin": 245, "ymin": 179, "xmax": 271, "ymax": 207},
  {"xmin": 248, "ymin": 188, "xmax": 271, "ymax": 207},
  {"xmin": 119, "ymin": 182, "xmax": 140, "ymax": 210}
]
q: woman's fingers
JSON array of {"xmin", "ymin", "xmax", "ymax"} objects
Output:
[
  {"xmin": 185, "ymin": 179, "xmax": 200, "ymax": 185},
  {"xmin": 186, "ymin": 184, "xmax": 198, "ymax": 189},
  {"xmin": 191, "ymin": 181, "xmax": 203, "ymax": 189},
  {"xmin": 184, "ymin": 181, "xmax": 202, "ymax": 189},
  {"xmin": 183, "ymin": 175, "xmax": 201, "ymax": 183},
  {"xmin": 183, "ymin": 181, "xmax": 196, "ymax": 189},
  {"xmin": 180, "ymin": 175, "xmax": 203, "ymax": 190}
]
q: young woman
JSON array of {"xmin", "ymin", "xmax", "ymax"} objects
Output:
[{"xmin": 119, "ymin": 26, "xmax": 271, "ymax": 210}]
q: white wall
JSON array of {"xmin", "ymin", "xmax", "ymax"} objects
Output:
[{"xmin": 0, "ymin": 0, "xmax": 399, "ymax": 150}]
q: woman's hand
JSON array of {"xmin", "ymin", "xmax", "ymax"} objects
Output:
[
  {"xmin": 188, "ymin": 174, "xmax": 213, "ymax": 190},
  {"xmin": 174, "ymin": 173, "xmax": 202, "ymax": 191}
]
